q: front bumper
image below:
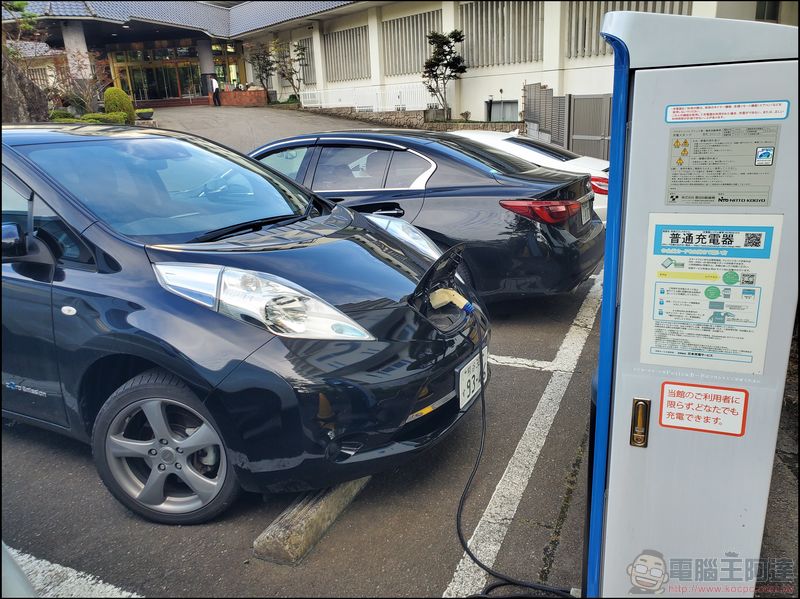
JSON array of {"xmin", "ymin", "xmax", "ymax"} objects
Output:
[{"xmin": 205, "ymin": 307, "xmax": 490, "ymax": 493}]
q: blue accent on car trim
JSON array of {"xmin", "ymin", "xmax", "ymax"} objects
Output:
[{"xmin": 585, "ymin": 32, "xmax": 630, "ymax": 598}]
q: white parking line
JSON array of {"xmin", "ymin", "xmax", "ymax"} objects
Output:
[
  {"xmin": 488, "ymin": 354, "xmax": 552, "ymax": 370},
  {"xmin": 6, "ymin": 547, "xmax": 141, "ymax": 598},
  {"xmin": 443, "ymin": 275, "xmax": 603, "ymax": 597}
]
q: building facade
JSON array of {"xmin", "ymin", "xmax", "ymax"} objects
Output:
[{"xmin": 4, "ymin": 1, "xmax": 798, "ymax": 116}]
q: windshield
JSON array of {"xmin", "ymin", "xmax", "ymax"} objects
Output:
[
  {"xmin": 17, "ymin": 137, "xmax": 311, "ymax": 244},
  {"xmin": 437, "ymin": 135, "xmax": 541, "ymax": 174}
]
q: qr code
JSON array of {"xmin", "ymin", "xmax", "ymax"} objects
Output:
[
  {"xmin": 741, "ymin": 273, "xmax": 756, "ymax": 285},
  {"xmin": 744, "ymin": 232, "xmax": 763, "ymax": 247}
]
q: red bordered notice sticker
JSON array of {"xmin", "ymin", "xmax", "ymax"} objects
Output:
[{"xmin": 660, "ymin": 381, "xmax": 748, "ymax": 437}]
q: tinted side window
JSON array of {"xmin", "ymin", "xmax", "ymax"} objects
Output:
[
  {"xmin": 34, "ymin": 196, "xmax": 95, "ymax": 267},
  {"xmin": 1, "ymin": 171, "xmax": 94, "ymax": 267},
  {"xmin": 312, "ymin": 147, "xmax": 391, "ymax": 191},
  {"xmin": 258, "ymin": 146, "xmax": 311, "ymax": 181},
  {"xmin": 2, "ymin": 173, "xmax": 31, "ymax": 232},
  {"xmin": 385, "ymin": 151, "xmax": 431, "ymax": 188}
]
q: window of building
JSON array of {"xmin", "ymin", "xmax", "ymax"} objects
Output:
[
  {"xmin": 486, "ymin": 100, "xmax": 519, "ymax": 122},
  {"xmin": 28, "ymin": 67, "xmax": 49, "ymax": 89},
  {"xmin": 382, "ymin": 10, "xmax": 442, "ymax": 77},
  {"xmin": 755, "ymin": 1, "xmax": 781, "ymax": 21},
  {"xmin": 323, "ymin": 26, "xmax": 370, "ymax": 82}
]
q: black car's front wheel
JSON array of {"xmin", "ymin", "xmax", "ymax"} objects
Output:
[{"xmin": 92, "ymin": 369, "xmax": 240, "ymax": 524}]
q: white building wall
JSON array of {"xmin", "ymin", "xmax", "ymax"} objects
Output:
[{"xmin": 259, "ymin": 0, "xmax": 795, "ymax": 114}]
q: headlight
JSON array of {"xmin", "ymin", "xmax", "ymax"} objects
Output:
[
  {"xmin": 153, "ymin": 263, "xmax": 375, "ymax": 340},
  {"xmin": 365, "ymin": 214, "xmax": 442, "ymax": 262}
]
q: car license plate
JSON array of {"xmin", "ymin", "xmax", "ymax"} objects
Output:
[
  {"xmin": 459, "ymin": 347, "xmax": 489, "ymax": 409},
  {"xmin": 580, "ymin": 201, "xmax": 591, "ymax": 225}
]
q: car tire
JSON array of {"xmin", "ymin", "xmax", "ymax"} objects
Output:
[
  {"xmin": 435, "ymin": 242, "xmax": 476, "ymax": 293},
  {"xmin": 457, "ymin": 259, "xmax": 475, "ymax": 292},
  {"xmin": 92, "ymin": 368, "xmax": 240, "ymax": 524}
]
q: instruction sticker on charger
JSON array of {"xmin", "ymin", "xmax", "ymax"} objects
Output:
[
  {"xmin": 640, "ymin": 213, "xmax": 782, "ymax": 375},
  {"xmin": 666, "ymin": 125, "xmax": 779, "ymax": 207},
  {"xmin": 660, "ymin": 381, "xmax": 748, "ymax": 437}
]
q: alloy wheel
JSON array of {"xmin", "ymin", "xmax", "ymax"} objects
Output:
[{"xmin": 105, "ymin": 398, "xmax": 226, "ymax": 514}]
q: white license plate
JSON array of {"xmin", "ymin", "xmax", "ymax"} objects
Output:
[
  {"xmin": 580, "ymin": 202, "xmax": 592, "ymax": 225},
  {"xmin": 459, "ymin": 347, "xmax": 489, "ymax": 409}
]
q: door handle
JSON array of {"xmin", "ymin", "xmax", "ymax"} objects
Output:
[
  {"xmin": 372, "ymin": 208, "xmax": 404, "ymax": 217},
  {"xmin": 629, "ymin": 398, "xmax": 651, "ymax": 448}
]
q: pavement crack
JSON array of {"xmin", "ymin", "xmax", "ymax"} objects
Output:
[{"xmin": 537, "ymin": 426, "xmax": 589, "ymax": 584}]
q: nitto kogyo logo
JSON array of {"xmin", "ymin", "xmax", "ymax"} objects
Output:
[{"xmin": 4, "ymin": 381, "xmax": 47, "ymax": 397}]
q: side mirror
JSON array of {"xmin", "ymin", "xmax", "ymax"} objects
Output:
[
  {"xmin": 2, "ymin": 222, "xmax": 56, "ymax": 270},
  {"xmin": 2, "ymin": 222, "xmax": 26, "ymax": 261}
]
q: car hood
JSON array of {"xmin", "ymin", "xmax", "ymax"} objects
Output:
[{"xmin": 144, "ymin": 206, "xmax": 433, "ymax": 314}]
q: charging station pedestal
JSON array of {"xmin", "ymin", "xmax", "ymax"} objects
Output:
[{"xmin": 585, "ymin": 13, "xmax": 797, "ymax": 597}]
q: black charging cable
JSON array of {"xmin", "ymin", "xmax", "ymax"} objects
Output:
[{"xmin": 456, "ymin": 307, "xmax": 575, "ymax": 599}]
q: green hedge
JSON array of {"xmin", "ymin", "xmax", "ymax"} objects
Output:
[
  {"xmin": 81, "ymin": 111, "xmax": 127, "ymax": 124},
  {"xmin": 103, "ymin": 87, "xmax": 135, "ymax": 125},
  {"xmin": 135, "ymin": 108, "xmax": 154, "ymax": 115},
  {"xmin": 49, "ymin": 109, "xmax": 73, "ymax": 120},
  {"xmin": 51, "ymin": 118, "xmax": 102, "ymax": 124}
]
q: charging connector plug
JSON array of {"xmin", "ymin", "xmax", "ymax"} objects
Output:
[{"xmin": 429, "ymin": 288, "xmax": 475, "ymax": 314}]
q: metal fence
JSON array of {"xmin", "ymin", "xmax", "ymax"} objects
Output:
[
  {"xmin": 523, "ymin": 82, "xmax": 611, "ymax": 159},
  {"xmin": 301, "ymin": 81, "xmax": 447, "ymax": 112}
]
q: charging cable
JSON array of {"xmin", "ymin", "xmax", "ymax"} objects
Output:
[{"xmin": 431, "ymin": 288, "xmax": 575, "ymax": 598}]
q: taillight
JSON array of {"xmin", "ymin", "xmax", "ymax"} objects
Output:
[
  {"xmin": 499, "ymin": 199, "xmax": 582, "ymax": 225},
  {"xmin": 590, "ymin": 176, "xmax": 608, "ymax": 195}
]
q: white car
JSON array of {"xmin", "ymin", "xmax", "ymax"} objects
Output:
[{"xmin": 450, "ymin": 130, "xmax": 609, "ymax": 222}]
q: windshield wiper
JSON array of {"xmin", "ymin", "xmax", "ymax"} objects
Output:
[{"xmin": 189, "ymin": 213, "xmax": 305, "ymax": 243}]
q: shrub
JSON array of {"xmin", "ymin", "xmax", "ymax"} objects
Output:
[
  {"xmin": 135, "ymin": 108, "xmax": 153, "ymax": 115},
  {"xmin": 460, "ymin": 111, "xmax": 471, "ymax": 121},
  {"xmin": 49, "ymin": 109, "xmax": 73, "ymax": 120},
  {"xmin": 103, "ymin": 87, "xmax": 135, "ymax": 124},
  {"xmin": 81, "ymin": 111, "xmax": 127, "ymax": 124}
]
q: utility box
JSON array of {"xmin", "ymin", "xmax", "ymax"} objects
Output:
[{"xmin": 585, "ymin": 12, "xmax": 797, "ymax": 597}]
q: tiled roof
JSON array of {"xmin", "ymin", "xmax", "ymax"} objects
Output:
[
  {"xmin": 2, "ymin": 1, "xmax": 356, "ymax": 38},
  {"xmin": 229, "ymin": 1, "xmax": 354, "ymax": 36}
]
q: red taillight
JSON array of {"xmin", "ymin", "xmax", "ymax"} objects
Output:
[
  {"xmin": 499, "ymin": 199, "xmax": 582, "ymax": 225},
  {"xmin": 590, "ymin": 176, "xmax": 609, "ymax": 195}
]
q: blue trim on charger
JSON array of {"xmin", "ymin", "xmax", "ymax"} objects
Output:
[{"xmin": 584, "ymin": 32, "xmax": 630, "ymax": 598}]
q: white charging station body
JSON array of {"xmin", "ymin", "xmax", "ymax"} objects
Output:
[{"xmin": 587, "ymin": 12, "xmax": 797, "ymax": 598}]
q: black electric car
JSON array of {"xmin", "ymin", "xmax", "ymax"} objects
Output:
[
  {"xmin": 1, "ymin": 124, "xmax": 489, "ymax": 524},
  {"xmin": 250, "ymin": 130, "xmax": 605, "ymax": 302}
]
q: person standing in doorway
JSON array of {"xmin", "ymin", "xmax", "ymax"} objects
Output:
[{"xmin": 211, "ymin": 75, "xmax": 221, "ymax": 106}]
